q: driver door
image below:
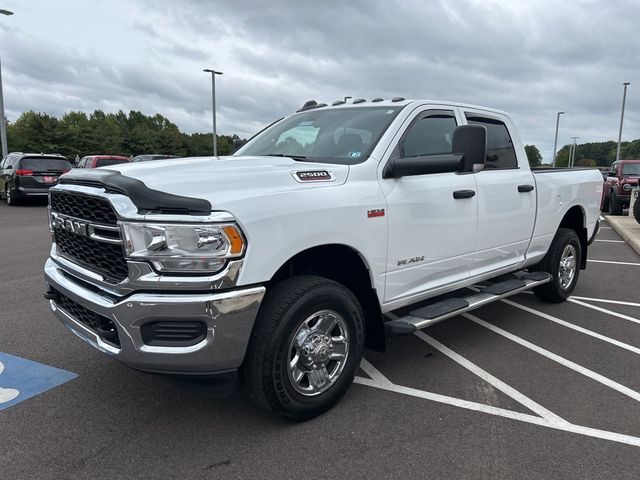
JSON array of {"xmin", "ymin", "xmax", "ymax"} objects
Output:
[{"xmin": 380, "ymin": 107, "xmax": 478, "ymax": 306}]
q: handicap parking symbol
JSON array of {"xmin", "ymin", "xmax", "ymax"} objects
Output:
[{"xmin": 0, "ymin": 352, "xmax": 77, "ymax": 411}]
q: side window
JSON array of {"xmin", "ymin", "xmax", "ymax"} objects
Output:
[
  {"xmin": 399, "ymin": 111, "xmax": 457, "ymax": 158},
  {"xmin": 466, "ymin": 115, "xmax": 517, "ymax": 169}
]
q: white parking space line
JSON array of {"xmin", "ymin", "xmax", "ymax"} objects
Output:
[
  {"xmin": 593, "ymin": 239, "xmax": 626, "ymax": 243},
  {"xmin": 588, "ymin": 259, "xmax": 640, "ymax": 266},
  {"xmin": 354, "ymin": 376, "xmax": 640, "ymax": 447},
  {"xmin": 567, "ymin": 298, "xmax": 640, "ymax": 326},
  {"xmin": 570, "ymin": 295, "xmax": 640, "ymax": 308},
  {"xmin": 360, "ymin": 358, "xmax": 393, "ymax": 386},
  {"xmin": 498, "ymin": 298, "xmax": 640, "ymax": 355},
  {"xmin": 465, "ymin": 313, "xmax": 640, "ymax": 403},
  {"xmin": 412, "ymin": 330, "xmax": 565, "ymax": 421},
  {"xmin": 600, "ymin": 226, "xmax": 612, "ymax": 230}
]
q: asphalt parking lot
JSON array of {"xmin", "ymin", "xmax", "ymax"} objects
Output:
[{"xmin": 1, "ymin": 200, "xmax": 640, "ymax": 479}]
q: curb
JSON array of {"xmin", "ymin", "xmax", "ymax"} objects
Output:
[{"xmin": 604, "ymin": 215, "xmax": 640, "ymax": 256}]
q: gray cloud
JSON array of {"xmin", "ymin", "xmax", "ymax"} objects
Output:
[{"xmin": 0, "ymin": 0, "xmax": 638, "ymax": 161}]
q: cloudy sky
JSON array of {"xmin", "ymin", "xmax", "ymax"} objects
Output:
[{"xmin": 1, "ymin": 0, "xmax": 638, "ymax": 162}]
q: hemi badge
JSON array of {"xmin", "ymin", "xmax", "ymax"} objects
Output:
[{"xmin": 367, "ymin": 209, "xmax": 385, "ymax": 218}]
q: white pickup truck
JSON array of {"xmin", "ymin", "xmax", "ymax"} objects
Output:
[{"xmin": 44, "ymin": 98, "xmax": 603, "ymax": 420}]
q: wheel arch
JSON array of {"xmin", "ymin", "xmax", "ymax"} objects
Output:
[
  {"xmin": 269, "ymin": 244, "xmax": 386, "ymax": 351},
  {"xmin": 558, "ymin": 205, "xmax": 588, "ymax": 269}
]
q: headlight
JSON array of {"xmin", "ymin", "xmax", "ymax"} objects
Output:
[{"xmin": 120, "ymin": 222, "xmax": 245, "ymax": 273}]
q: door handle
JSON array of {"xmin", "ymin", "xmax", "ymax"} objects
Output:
[
  {"xmin": 518, "ymin": 184, "xmax": 535, "ymax": 193},
  {"xmin": 453, "ymin": 189, "xmax": 476, "ymax": 199}
]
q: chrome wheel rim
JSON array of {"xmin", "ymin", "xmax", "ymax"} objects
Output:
[
  {"xmin": 559, "ymin": 244, "xmax": 577, "ymax": 289},
  {"xmin": 287, "ymin": 309, "xmax": 349, "ymax": 396}
]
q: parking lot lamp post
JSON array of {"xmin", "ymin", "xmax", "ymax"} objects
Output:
[
  {"xmin": 203, "ymin": 68, "xmax": 223, "ymax": 157},
  {"xmin": 551, "ymin": 111, "xmax": 564, "ymax": 168},
  {"xmin": 615, "ymin": 82, "xmax": 630, "ymax": 163},
  {"xmin": 570, "ymin": 136, "xmax": 580, "ymax": 167},
  {"xmin": 0, "ymin": 9, "xmax": 13, "ymax": 159}
]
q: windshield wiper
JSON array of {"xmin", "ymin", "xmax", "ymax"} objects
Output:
[{"xmin": 264, "ymin": 153, "xmax": 308, "ymax": 161}]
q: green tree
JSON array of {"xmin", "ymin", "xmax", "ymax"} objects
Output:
[{"xmin": 524, "ymin": 145, "xmax": 542, "ymax": 167}]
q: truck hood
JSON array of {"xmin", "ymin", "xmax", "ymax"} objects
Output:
[{"xmin": 103, "ymin": 156, "xmax": 350, "ymax": 208}]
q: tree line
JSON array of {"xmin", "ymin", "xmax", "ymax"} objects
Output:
[
  {"xmin": 524, "ymin": 140, "xmax": 640, "ymax": 168},
  {"xmin": 5, "ymin": 109, "xmax": 638, "ymax": 167},
  {"xmin": 5, "ymin": 110, "xmax": 243, "ymax": 160}
]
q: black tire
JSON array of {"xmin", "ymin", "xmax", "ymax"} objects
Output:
[
  {"xmin": 533, "ymin": 228, "xmax": 581, "ymax": 303},
  {"xmin": 5, "ymin": 186, "xmax": 18, "ymax": 206},
  {"xmin": 242, "ymin": 275, "xmax": 364, "ymax": 421},
  {"xmin": 633, "ymin": 195, "xmax": 640, "ymax": 224},
  {"xmin": 609, "ymin": 191, "xmax": 623, "ymax": 215}
]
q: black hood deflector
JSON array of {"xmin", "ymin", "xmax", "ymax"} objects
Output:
[{"xmin": 59, "ymin": 169, "xmax": 212, "ymax": 216}]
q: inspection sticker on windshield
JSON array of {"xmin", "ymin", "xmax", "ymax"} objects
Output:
[
  {"xmin": 348, "ymin": 152, "xmax": 362, "ymax": 158},
  {"xmin": 293, "ymin": 171, "xmax": 334, "ymax": 182},
  {"xmin": 0, "ymin": 352, "xmax": 77, "ymax": 411}
]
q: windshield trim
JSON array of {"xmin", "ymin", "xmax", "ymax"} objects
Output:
[{"xmin": 233, "ymin": 106, "xmax": 404, "ymax": 165}]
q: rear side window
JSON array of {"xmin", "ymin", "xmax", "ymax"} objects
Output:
[
  {"xmin": 400, "ymin": 111, "xmax": 457, "ymax": 158},
  {"xmin": 465, "ymin": 115, "xmax": 517, "ymax": 169},
  {"xmin": 19, "ymin": 158, "xmax": 71, "ymax": 171},
  {"xmin": 96, "ymin": 158, "xmax": 128, "ymax": 167}
]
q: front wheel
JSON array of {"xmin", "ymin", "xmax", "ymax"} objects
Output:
[
  {"xmin": 533, "ymin": 228, "xmax": 581, "ymax": 303},
  {"xmin": 633, "ymin": 195, "xmax": 640, "ymax": 224},
  {"xmin": 243, "ymin": 275, "xmax": 364, "ymax": 421}
]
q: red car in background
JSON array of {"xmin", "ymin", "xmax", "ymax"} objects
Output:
[
  {"xmin": 76, "ymin": 155, "xmax": 130, "ymax": 168},
  {"xmin": 602, "ymin": 159, "xmax": 640, "ymax": 215}
]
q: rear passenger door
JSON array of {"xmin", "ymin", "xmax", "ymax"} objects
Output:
[{"xmin": 464, "ymin": 111, "xmax": 536, "ymax": 276}]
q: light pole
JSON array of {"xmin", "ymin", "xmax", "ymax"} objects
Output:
[
  {"xmin": 615, "ymin": 82, "xmax": 630, "ymax": 163},
  {"xmin": 0, "ymin": 9, "xmax": 13, "ymax": 159},
  {"xmin": 570, "ymin": 136, "xmax": 580, "ymax": 167},
  {"xmin": 551, "ymin": 111, "xmax": 565, "ymax": 167},
  {"xmin": 203, "ymin": 68, "xmax": 223, "ymax": 156}
]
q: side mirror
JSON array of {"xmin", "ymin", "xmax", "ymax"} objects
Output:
[
  {"xmin": 382, "ymin": 124, "xmax": 487, "ymax": 178},
  {"xmin": 607, "ymin": 171, "xmax": 616, "ymax": 177},
  {"xmin": 452, "ymin": 124, "xmax": 487, "ymax": 172}
]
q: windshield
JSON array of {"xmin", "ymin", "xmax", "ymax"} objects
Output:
[
  {"xmin": 622, "ymin": 163, "xmax": 640, "ymax": 176},
  {"xmin": 19, "ymin": 158, "xmax": 71, "ymax": 171},
  {"xmin": 236, "ymin": 107, "xmax": 403, "ymax": 164}
]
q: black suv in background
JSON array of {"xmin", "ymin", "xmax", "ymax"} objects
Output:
[{"xmin": 0, "ymin": 153, "xmax": 72, "ymax": 205}]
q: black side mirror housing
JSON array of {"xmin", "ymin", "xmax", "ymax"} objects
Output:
[
  {"xmin": 607, "ymin": 171, "xmax": 616, "ymax": 177},
  {"xmin": 452, "ymin": 124, "xmax": 487, "ymax": 172},
  {"xmin": 383, "ymin": 124, "xmax": 487, "ymax": 178}
]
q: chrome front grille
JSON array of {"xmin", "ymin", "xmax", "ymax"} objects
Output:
[{"xmin": 50, "ymin": 189, "xmax": 129, "ymax": 282}]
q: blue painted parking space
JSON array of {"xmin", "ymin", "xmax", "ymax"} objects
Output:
[{"xmin": 0, "ymin": 352, "xmax": 77, "ymax": 411}]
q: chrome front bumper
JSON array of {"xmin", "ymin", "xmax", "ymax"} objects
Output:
[{"xmin": 44, "ymin": 258, "xmax": 265, "ymax": 374}]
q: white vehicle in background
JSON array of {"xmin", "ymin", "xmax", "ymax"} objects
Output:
[{"xmin": 44, "ymin": 98, "xmax": 603, "ymax": 421}]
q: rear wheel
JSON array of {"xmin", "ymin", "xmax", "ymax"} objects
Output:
[
  {"xmin": 533, "ymin": 228, "xmax": 581, "ymax": 303},
  {"xmin": 243, "ymin": 275, "xmax": 364, "ymax": 421},
  {"xmin": 609, "ymin": 191, "xmax": 623, "ymax": 215},
  {"xmin": 5, "ymin": 186, "xmax": 17, "ymax": 206}
]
